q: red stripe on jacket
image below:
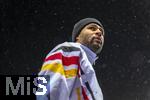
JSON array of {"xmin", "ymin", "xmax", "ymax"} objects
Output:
[
  {"xmin": 44, "ymin": 52, "xmax": 80, "ymax": 66},
  {"xmin": 82, "ymin": 86, "xmax": 89, "ymax": 100}
]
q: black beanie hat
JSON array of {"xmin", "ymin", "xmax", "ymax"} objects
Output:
[{"xmin": 72, "ymin": 18, "xmax": 104, "ymax": 42}]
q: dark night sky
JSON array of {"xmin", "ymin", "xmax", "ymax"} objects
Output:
[{"xmin": 1, "ymin": 0, "xmax": 150, "ymax": 100}]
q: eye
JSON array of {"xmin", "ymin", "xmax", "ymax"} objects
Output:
[
  {"xmin": 89, "ymin": 27, "xmax": 97, "ymax": 31},
  {"xmin": 99, "ymin": 28, "xmax": 104, "ymax": 36}
]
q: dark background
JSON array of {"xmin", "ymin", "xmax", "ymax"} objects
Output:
[{"xmin": 1, "ymin": 0, "xmax": 150, "ymax": 100}]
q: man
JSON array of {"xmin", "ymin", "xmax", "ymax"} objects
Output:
[{"xmin": 37, "ymin": 18, "xmax": 105, "ymax": 100}]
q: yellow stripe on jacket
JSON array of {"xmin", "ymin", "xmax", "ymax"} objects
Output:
[{"xmin": 41, "ymin": 62, "xmax": 78, "ymax": 78}]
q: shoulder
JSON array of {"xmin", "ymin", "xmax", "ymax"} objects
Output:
[
  {"xmin": 50, "ymin": 42, "xmax": 82, "ymax": 53},
  {"xmin": 45, "ymin": 42, "xmax": 84, "ymax": 59}
]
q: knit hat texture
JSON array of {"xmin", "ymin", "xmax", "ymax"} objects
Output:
[{"xmin": 72, "ymin": 18, "xmax": 103, "ymax": 42}]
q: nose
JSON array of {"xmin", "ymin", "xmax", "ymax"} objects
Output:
[{"xmin": 95, "ymin": 29, "xmax": 103, "ymax": 36}]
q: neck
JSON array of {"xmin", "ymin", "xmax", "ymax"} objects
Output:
[{"xmin": 76, "ymin": 41, "xmax": 97, "ymax": 54}]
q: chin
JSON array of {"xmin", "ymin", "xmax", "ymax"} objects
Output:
[
  {"xmin": 95, "ymin": 46, "xmax": 102, "ymax": 54},
  {"xmin": 93, "ymin": 43, "xmax": 101, "ymax": 48},
  {"xmin": 93, "ymin": 43, "xmax": 103, "ymax": 54}
]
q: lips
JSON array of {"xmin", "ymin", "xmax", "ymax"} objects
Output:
[{"xmin": 94, "ymin": 37, "xmax": 102, "ymax": 44}]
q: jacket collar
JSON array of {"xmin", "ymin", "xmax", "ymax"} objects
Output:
[{"xmin": 80, "ymin": 44, "xmax": 98, "ymax": 65}]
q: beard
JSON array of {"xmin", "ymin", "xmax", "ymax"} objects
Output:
[
  {"xmin": 95, "ymin": 43, "xmax": 104, "ymax": 54},
  {"xmin": 88, "ymin": 34, "xmax": 104, "ymax": 54}
]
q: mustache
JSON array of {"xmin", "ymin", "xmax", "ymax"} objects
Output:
[{"xmin": 89, "ymin": 34, "xmax": 102, "ymax": 43}]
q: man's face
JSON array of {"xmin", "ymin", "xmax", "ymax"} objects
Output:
[{"xmin": 76, "ymin": 23, "xmax": 104, "ymax": 54}]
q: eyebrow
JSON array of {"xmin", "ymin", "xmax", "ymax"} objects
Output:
[{"xmin": 87, "ymin": 24, "xmax": 104, "ymax": 35}]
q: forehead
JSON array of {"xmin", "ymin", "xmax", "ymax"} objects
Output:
[{"xmin": 83, "ymin": 23, "xmax": 105, "ymax": 35}]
